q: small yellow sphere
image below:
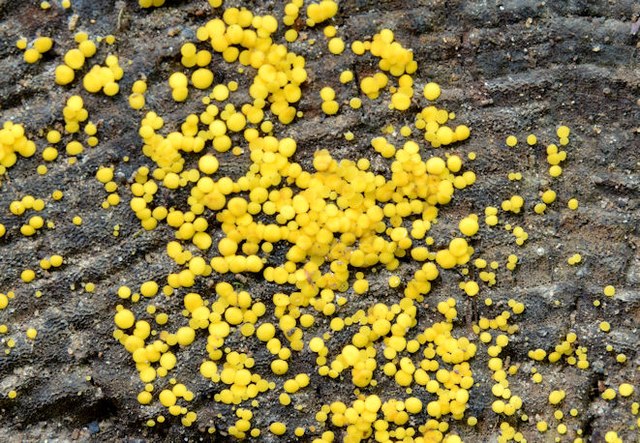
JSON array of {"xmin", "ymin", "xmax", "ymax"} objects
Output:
[
  {"xmin": 271, "ymin": 359, "xmax": 289, "ymax": 375},
  {"xmin": 64, "ymin": 49, "xmax": 85, "ymax": 70},
  {"xmin": 55, "ymin": 65, "xmax": 75, "ymax": 85},
  {"xmin": 34, "ymin": 37, "xmax": 53, "ymax": 53},
  {"xmin": 619, "ymin": 383, "xmax": 634, "ymax": 397},
  {"xmin": 423, "ymin": 82, "xmax": 441, "ymax": 101},
  {"xmin": 192, "ymin": 68, "xmax": 214, "ymax": 89},
  {"xmin": 328, "ymin": 37, "xmax": 345, "ymax": 54},
  {"xmin": 269, "ymin": 422, "xmax": 286, "ymax": 435},
  {"xmin": 176, "ymin": 326, "xmax": 196, "ymax": 346},
  {"xmin": 21, "ymin": 269, "xmax": 36, "ymax": 283},
  {"xmin": 115, "ymin": 309, "xmax": 135, "ymax": 329},
  {"xmin": 459, "ymin": 216, "xmax": 479, "ymax": 236},
  {"xmin": 24, "ymin": 48, "xmax": 41, "ymax": 64}
]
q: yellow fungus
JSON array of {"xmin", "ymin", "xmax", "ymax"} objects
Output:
[
  {"xmin": 269, "ymin": 421, "xmax": 287, "ymax": 435},
  {"xmin": 548, "ymin": 390, "xmax": 565, "ymax": 405},
  {"xmin": 557, "ymin": 125, "xmax": 570, "ymax": 138},
  {"xmin": 459, "ymin": 215, "xmax": 479, "ymax": 236},
  {"xmin": 21, "ymin": 269, "xmax": 36, "ymax": 283},
  {"xmin": 619, "ymin": 383, "xmax": 634, "ymax": 397},
  {"xmin": 339, "ymin": 70, "xmax": 354, "ymax": 84},
  {"xmin": 212, "ymin": 84, "xmax": 229, "ymax": 101},
  {"xmin": 423, "ymin": 82, "xmax": 441, "ymax": 101},
  {"xmin": 328, "ymin": 37, "xmax": 345, "ymax": 54},
  {"xmin": 271, "ymin": 359, "xmax": 289, "ymax": 375},
  {"xmin": 602, "ymin": 388, "xmax": 616, "ymax": 400},
  {"xmin": 549, "ymin": 165, "xmax": 562, "ymax": 177},
  {"xmin": 115, "ymin": 309, "xmax": 135, "ymax": 329},
  {"xmin": 192, "ymin": 69, "xmax": 214, "ymax": 89},
  {"xmin": 64, "ymin": 49, "xmax": 85, "ymax": 70},
  {"xmin": 24, "ymin": 48, "xmax": 41, "ymax": 64},
  {"xmin": 306, "ymin": 0, "xmax": 338, "ymax": 25},
  {"xmin": 176, "ymin": 326, "xmax": 196, "ymax": 346},
  {"xmin": 5, "ymin": 5, "xmax": 592, "ymax": 437},
  {"xmin": 34, "ymin": 37, "xmax": 53, "ymax": 53},
  {"xmin": 159, "ymin": 389, "xmax": 177, "ymax": 407},
  {"xmin": 50, "ymin": 255, "xmax": 63, "ymax": 267},
  {"xmin": 463, "ymin": 281, "xmax": 479, "ymax": 296},
  {"xmin": 284, "ymin": 29, "xmax": 298, "ymax": 42},
  {"xmin": 96, "ymin": 167, "xmax": 114, "ymax": 183},
  {"xmin": 321, "ymin": 100, "xmax": 339, "ymax": 115},
  {"xmin": 405, "ymin": 397, "xmax": 422, "ymax": 414},
  {"xmin": 541, "ymin": 189, "xmax": 556, "ymax": 204},
  {"xmin": 256, "ymin": 323, "xmax": 275, "ymax": 342},
  {"xmin": 353, "ymin": 279, "xmax": 369, "ymax": 294}
]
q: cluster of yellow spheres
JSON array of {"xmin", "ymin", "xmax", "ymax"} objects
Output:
[
  {"xmin": 55, "ymin": 32, "xmax": 99, "ymax": 85},
  {"xmin": 0, "ymin": 122, "xmax": 36, "ymax": 173},
  {"xmin": 1, "ymin": 0, "xmax": 633, "ymax": 442},
  {"xmin": 17, "ymin": 36, "xmax": 53, "ymax": 64},
  {"xmin": 82, "ymin": 54, "xmax": 124, "ymax": 96},
  {"xmin": 101, "ymin": 2, "xmax": 632, "ymax": 440},
  {"xmin": 96, "ymin": 166, "xmax": 121, "ymax": 208},
  {"xmin": 109, "ymin": 5, "xmax": 500, "ymax": 433},
  {"xmin": 62, "ymin": 95, "xmax": 89, "ymax": 135}
]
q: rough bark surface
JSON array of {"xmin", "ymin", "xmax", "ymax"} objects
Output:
[{"xmin": 0, "ymin": 0, "xmax": 638, "ymax": 442}]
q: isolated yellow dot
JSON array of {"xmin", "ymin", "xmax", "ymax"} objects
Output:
[
  {"xmin": 140, "ymin": 281, "xmax": 158, "ymax": 298},
  {"xmin": 328, "ymin": 37, "xmax": 345, "ymax": 54},
  {"xmin": 548, "ymin": 390, "xmax": 565, "ymax": 405},
  {"xmin": 192, "ymin": 68, "xmax": 214, "ymax": 89},
  {"xmin": 423, "ymin": 82, "xmax": 441, "ymax": 101},
  {"xmin": 269, "ymin": 422, "xmax": 286, "ymax": 435},
  {"xmin": 459, "ymin": 216, "xmax": 479, "ymax": 236},
  {"xmin": 21, "ymin": 269, "xmax": 36, "ymax": 283},
  {"xmin": 619, "ymin": 383, "xmax": 634, "ymax": 397}
]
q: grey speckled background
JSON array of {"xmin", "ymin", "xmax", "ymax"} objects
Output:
[{"xmin": 0, "ymin": 0, "xmax": 638, "ymax": 441}]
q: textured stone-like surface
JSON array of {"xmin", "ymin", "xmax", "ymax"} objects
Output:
[{"xmin": 0, "ymin": 0, "xmax": 638, "ymax": 441}]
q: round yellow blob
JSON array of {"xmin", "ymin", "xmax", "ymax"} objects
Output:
[
  {"xmin": 55, "ymin": 65, "xmax": 75, "ymax": 85},
  {"xmin": 423, "ymin": 82, "xmax": 441, "ymax": 101},
  {"xmin": 192, "ymin": 68, "xmax": 214, "ymax": 89},
  {"xmin": 115, "ymin": 309, "xmax": 135, "ymax": 329},
  {"xmin": 459, "ymin": 216, "xmax": 479, "ymax": 236}
]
